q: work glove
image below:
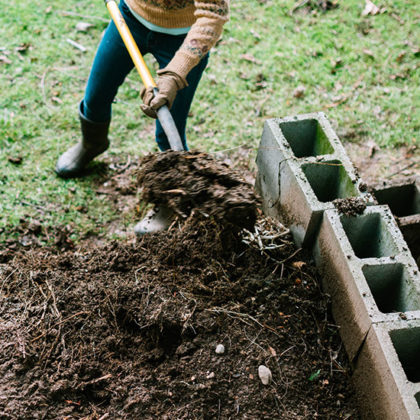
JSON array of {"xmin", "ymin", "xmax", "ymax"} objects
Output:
[{"xmin": 140, "ymin": 69, "xmax": 187, "ymax": 119}]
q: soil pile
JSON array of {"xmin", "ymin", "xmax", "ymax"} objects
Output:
[
  {"xmin": 333, "ymin": 197, "xmax": 367, "ymax": 216},
  {"xmin": 137, "ymin": 151, "xmax": 258, "ymax": 230},
  {"xmin": 0, "ymin": 215, "xmax": 359, "ymax": 419}
]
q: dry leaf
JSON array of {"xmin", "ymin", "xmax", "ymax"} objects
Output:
[
  {"xmin": 76, "ymin": 22, "xmax": 94, "ymax": 32},
  {"xmin": 293, "ymin": 85, "xmax": 305, "ymax": 98},
  {"xmin": 0, "ymin": 55, "xmax": 11, "ymax": 64},
  {"xmin": 292, "ymin": 261, "xmax": 306, "ymax": 269},
  {"xmin": 362, "ymin": 0, "xmax": 380, "ymax": 16},
  {"xmin": 15, "ymin": 43, "xmax": 30, "ymax": 54},
  {"xmin": 396, "ymin": 51, "xmax": 406, "ymax": 63},
  {"xmin": 331, "ymin": 58, "xmax": 343, "ymax": 74},
  {"xmin": 390, "ymin": 73, "xmax": 406, "ymax": 80},
  {"xmin": 363, "ymin": 49, "xmax": 374, "ymax": 58},
  {"xmin": 240, "ymin": 53, "xmax": 262, "ymax": 65},
  {"xmin": 8, "ymin": 156, "xmax": 23, "ymax": 165}
]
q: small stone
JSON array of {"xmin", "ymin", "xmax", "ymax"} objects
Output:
[
  {"xmin": 206, "ymin": 372, "xmax": 215, "ymax": 379},
  {"xmin": 258, "ymin": 365, "xmax": 272, "ymax": 385},
  {"xmin": 215, "ymin": 344, "xmax": 225, "ymax": 354}
]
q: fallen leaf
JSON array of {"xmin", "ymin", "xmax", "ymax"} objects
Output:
[
  {"xmin": 390, "ymin": 73, "xmax": 406, "ymax": 80},
  {"xmin": 293, "ymin": 85, "xmax": 305, "ymax": 98},
  {"xmin": 292, "ymin": 261, "xmax": 306, "ymax": 269},
  {"xmin": 396, "ymin": 51, "xmax": 406, "ymax": 63},
  {"xmin": 0, "ymin": 55, "xmax": 11, "ymax": 64},
  {"xmin": 361, "ymin": 0, "xmax": 379, "ymax": 16},
  {"xmin": 331, "ymin": 58, "xmax": 343, "ymax": 74},
  {"xmin": 363, "ymin": 48, "xmax": 374, "ymax": 58},
  {"xmin": 15, "ymin": 43, "xmax": 30, "ymax": 54},
  {"xmin": 8, "ymin": 156, "xmax": 23, "ymax": 165},
  {"xmin": 76, "ymin": 22, "xmax": 94, "ymax": 32},
  {"xmin": 240, "ymin": 53, "xmax": 262, "ymax": 65}
]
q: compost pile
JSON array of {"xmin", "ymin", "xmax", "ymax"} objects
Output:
[
  {"xmin": 0, "ymin": 156, "xmax": 359, "ymax": 419},
  {"xmin": 137, "ymin": 151, "xmax": 258, "ymax": 230}
]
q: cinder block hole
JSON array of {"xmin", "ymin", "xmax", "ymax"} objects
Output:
[
  {"xmin": 374, "ymin": 183, "xmax": 420, "ymax": 217},
  {"xmin": 362, "ymin": 263, "xmax": 420, "ymax": 313},
  {"xmin": 415, "ymin": 392, "xmax": 420, "ymax": 409},
  {"xmin": 389, "ymin": 327, "xmax": 420, "ymax": 383},
  {"xmin": 302, "ymin": 160, "xmax": 358, "ymax": 202},
  {"xmin": 279, "ymin": 118, "xmax": 334, "ymax": 158},
  {"xmin": 340, "ymin": 213, "xmax": 399, "ymax": 258}
]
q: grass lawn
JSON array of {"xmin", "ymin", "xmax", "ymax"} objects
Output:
[{"xmin": 0, "ymin": 0, "xmax": 419, "ymax": 242}]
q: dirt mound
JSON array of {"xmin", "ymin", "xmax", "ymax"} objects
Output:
[
  {"xmin": 137, "ymin": 151, "xmax": 259, "ymax": 230},
  {"xmin": 333, "ymin": 197, "xmax": 367, "ymax": 216},
  {"xmin": 0, "ymin": 215, "xmax": 359, "ymax": 419}
]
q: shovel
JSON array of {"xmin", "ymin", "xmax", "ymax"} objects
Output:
[{"xmin": 105, "ymin": 0, "xmax": 185, "ymax": 151}]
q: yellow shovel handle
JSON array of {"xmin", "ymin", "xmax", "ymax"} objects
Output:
[{"xmin": 105, "ymin": 0, "xmax": 156, "ymax": 89}]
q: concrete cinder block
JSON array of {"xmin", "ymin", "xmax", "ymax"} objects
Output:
[
  {"xmin": 352, "ymin": 319, "xmax": 420, "ymax": 420},
  {"xmin": 255, "ymin": 113, "xmax": 373, "ymax": 247},
  {"xmin": 312, "ymin": 205, "xmax": 420, "ymax": 361},
  {"xmin": 373, "ymin": 178, "xmax": 420, "ymax": 267}
]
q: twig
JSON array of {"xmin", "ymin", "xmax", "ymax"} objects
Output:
[
  {"xmin": 31, "ymin": 311, "xmax": 89, "ymax": 342},
  {"xmin": 39, "ymin": 68, "xmax": 52, "ymax": 115},
  {"xmin": 45, "ymin": 280, "xmax": 61, "ymax": 319},
  {"xmin": 387, "ymin": 162, "xmax": 418, "ymax": 178},
  {"xmin": 66, "ymin": 38, "xmax": 87, "ymax": 52},
  {"xmin": 207, "ymin": 307, "xmax": 283, "ymax": 338}
]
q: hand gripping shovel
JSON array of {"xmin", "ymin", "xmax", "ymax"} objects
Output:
[{"xmin": 105, "ymin": 0, "xmax": 185, "ymax": 151}]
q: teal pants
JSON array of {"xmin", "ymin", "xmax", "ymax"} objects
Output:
[{"xmin": 83, "ymin": 0, "xmax": 209, "ymax": 151}]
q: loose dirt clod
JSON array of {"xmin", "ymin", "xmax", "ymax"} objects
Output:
[
  {"xmin": 137, "ymin": 151, "xmax": 259, "ymax": 230},
  {"xmin": 333, "ymin": 197, "xmax": 367, "ymax": 216}
]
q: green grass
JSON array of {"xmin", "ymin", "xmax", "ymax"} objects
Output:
[{"xmin": 0, "ymin": 0, "xmax": 419, "ymax": 241}]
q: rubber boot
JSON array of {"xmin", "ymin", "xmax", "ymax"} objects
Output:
[
  {"xmin": 55, "ymin": 102, "xmax": 110, "ymax": 178},
  {"xmin": 134, "ymin": 206, "xmax": 174, "ymax": 236}
]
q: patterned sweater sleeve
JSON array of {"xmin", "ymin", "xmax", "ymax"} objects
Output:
[{"xmin": 164, "ymin": 0, "xmax": 229, "ymax": 80}]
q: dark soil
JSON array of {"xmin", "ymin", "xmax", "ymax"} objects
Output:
[
  {"xmin": 333, "ymin": 197, "xmax": 367, "ymax": 217},
  {"xmin": 0, "ymin": 218, "xmax": 359, "ymax": 419},
  {"xmin": 138, "ymin": 151, "xmax": 258, "ymax": 231}
]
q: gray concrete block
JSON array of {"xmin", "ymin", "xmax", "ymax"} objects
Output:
[
  {"xmin": 312, "ymin": 205, "xmax": 420, "ymax": 361},
  {"xmin": 352, "ymin": 319, "xmax": 420, "ymax": 419},
  {"xmin": 373, "ymin": 178, "xmax": 420, "ymax": 267},
  {"xmin": 255, "ymin": 113, "xmax": 373, "ymax": 247}
]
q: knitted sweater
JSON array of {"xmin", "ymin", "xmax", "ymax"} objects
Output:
[{"xmin": 125, "ymin": 0, "xmax": 229, "ymax": 79}]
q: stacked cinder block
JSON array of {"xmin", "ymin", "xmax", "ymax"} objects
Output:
[
  {"xmin": 255, "ymin": 113, "xmax": 373, "ymax": 247},
  {"xmin": 313, "ymin": 205, "xmax": 420, "ymax": 419},
  {"xmin": 255, "ymin": 113, "xmax": 420, "ymax": 419},
  {"xmin": 373, "ymin": 178, "xmax": 420, "ymax": 267}
]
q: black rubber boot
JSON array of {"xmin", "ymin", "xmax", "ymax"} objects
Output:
[{"xmin": 55, "ymin": 102, "xmax": 110, "ymax": 178}]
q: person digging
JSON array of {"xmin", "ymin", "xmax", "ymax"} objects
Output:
[{"xmin": 55, "ymin": 0, "xmax": 229, "ymax": 235}]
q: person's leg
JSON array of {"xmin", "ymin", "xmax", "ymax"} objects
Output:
[
  {"xmin": 56, "ymin": 0, "xmax": 151, "ymax": 177},
  {"xmin": 150, "ymin": 33, "xmax": 209, "ymax": 151},
  {"xmin": 83, "ymin": 0, "xmax": 149, "ymax": 122}
]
